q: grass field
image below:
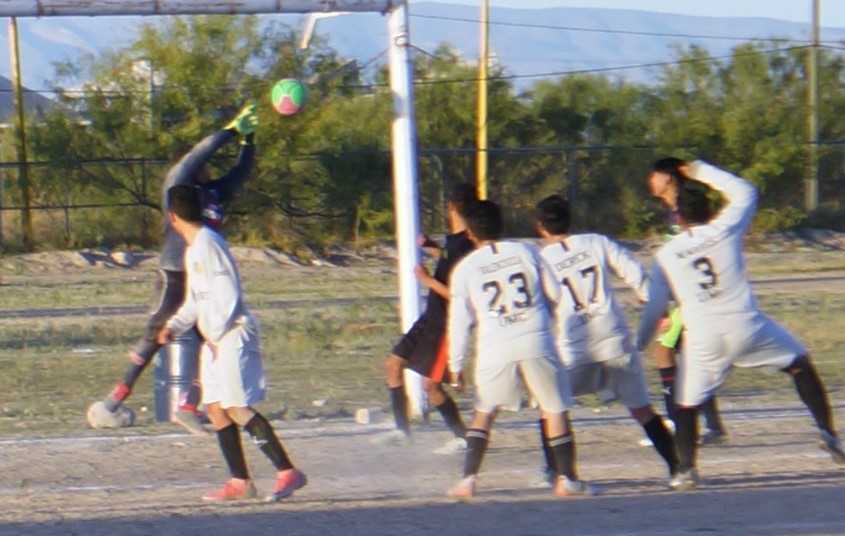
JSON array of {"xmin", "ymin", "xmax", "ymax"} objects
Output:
[{"xmin": 0, "ymin": 248, "xmax": 844, "ymax": 438}]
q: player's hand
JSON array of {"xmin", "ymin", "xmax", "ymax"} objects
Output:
[
  {"xmin": 157, "ymin": 327, "xmax": 175, "ymax": 345},
  {"xmin": 224, "ymin": 104, "xmax": 258, "ymax": 136},
  {"xmin": 413, "ymin": 263, "xmax": 434, "ymax": 287},
  {"xmin": 449, "ymin": 371, "xmax": 466, "ymax": 393},
  {"xmin": 418, "ymin": 234, "xmax": 441, "ymax": 258}
]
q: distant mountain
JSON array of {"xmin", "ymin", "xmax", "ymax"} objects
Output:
[
  {"xmin": 0, "ymin": 75, "xmax": 56, "ymax": 120},
  {"xmin": 2, "ymin": 3, "xmax": 844, "ymax": 94}
]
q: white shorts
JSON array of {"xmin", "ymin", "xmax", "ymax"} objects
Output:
[
  {"xmin": 474, "ymin": 355, "xmax": 573, "ymax": 414},
  {"xmin": 568, "ymin": 353, "xmax": 651, "ymax": 409},
  {"xmin": 200, "ymin": 317, "xmax": 267, "ymax": 409},
  {"xmin": 677, "ymin": 311, "xmax": 806, "ymax": 406}
]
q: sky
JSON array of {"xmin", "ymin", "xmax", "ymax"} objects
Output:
[{"xmin": 442, "ymin": 0, "xmax": 845, "ymax": 28}]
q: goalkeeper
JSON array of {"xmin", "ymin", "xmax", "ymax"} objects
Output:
[{"xmin": 87, "ymin": 105, "xmax": 259, "ymax": 435}]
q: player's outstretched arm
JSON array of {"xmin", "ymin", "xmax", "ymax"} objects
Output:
[
  {"xmin": 685, "ymin": 160, "xmax": 759, "ymax": 234},
  {"xmin": 212, "ymin": 105, "xmax": 258, "ymax": 202},
  {"xmin": 601, "ymin": 235, "xmax": 649, "ymax": 301},
  {"xmin": 636, "ymin": 262, "xmax": 671, "ymax": 350}
]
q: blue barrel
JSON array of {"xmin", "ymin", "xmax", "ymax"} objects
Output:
[{"xmin": 154, "ymin": 329, "xmax": 201, "ymax": 423}]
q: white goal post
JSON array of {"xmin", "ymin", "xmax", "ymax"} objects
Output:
[{"xmin": 3, "ymin": 0, "xmax": 428, "ymax": 418}]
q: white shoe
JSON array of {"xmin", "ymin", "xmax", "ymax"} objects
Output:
[
  {"xmin": 698, "ymin": 428, "xmax": 728, "ymax": 447},
  {"xmin": 818, "ymin": 430, "xmax": 845, "ymax": 464},
  {"xmin": 554, "ymin": 476, "xmax": 600, "ymax": 497},
  {"xmin": 669, "ymin": 469, "xmax": 699, "ymax": 491},
  {"xmin": 369, "ymin": 429, "xmax": 412, "ymax": 446},
  {"xmin": 433, "ymin": 437, "xmax": 467, "ymax": 455},
  {"xmin": 529, "ymin": 467, "xmax": 557, "ymax": 489}
]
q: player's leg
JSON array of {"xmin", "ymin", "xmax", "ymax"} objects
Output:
[
  {"xmin": 202, "ymin": 402, "xmax": 256, "ymax": 501},
  {"xmin": 698, "ymin": 394, "xmax": 728, "ymax": 445},
  {"xmin": 783, "ymin": 355, "xmax": 845, "ymax": 464},
  {"xmin": 654, "ymin": 310, "xmax": 682, "ymax": 423},
  {"xmin": 670, "ymin": 404, "xmax": 700, "ymax": 490},
  {"xmin": 228, "ymin": 406, "xmax": 307, "ymax": 501},
  {"xmin": 520, "ymin": 357, "xmax": 597, "ymax": 496},
  {"xmin": 613, "ymin": 352, "xmax": 681, "ymax": 476},
  {"xmin": 447, "ymin": 410, "xmax": 496, "ymax": 498},
  {"xmin": 425, "ymin": 337, "xmax": 468, "ymax": 453},
  {"xmin": 374, "ymin": 353, "xmax": 412, "ymax": 444},
  {"xmin": 102, "ymin": 270, "xmax": 185, "ymax": 412}
]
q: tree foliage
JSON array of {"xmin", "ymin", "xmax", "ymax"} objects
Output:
[{"xmin": 16, "ymin": 17, "xmax": 845, "ymax": 251}]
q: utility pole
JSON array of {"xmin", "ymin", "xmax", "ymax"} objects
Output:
[
  {"xmin": 476, "ymin": 0, "xmax": 489, "ymax": 200},
  {"xmin": 806, "ymin": 0, "xmax": 820, "ymax": 212},
  {"xmin": 8, "ymin": 17, "xmax": 33, "ymax": 250}
]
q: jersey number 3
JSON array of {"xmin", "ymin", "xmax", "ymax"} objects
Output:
[{"xmin": 693, "ymin": 257, "xmax": 718, "ymax": 289}]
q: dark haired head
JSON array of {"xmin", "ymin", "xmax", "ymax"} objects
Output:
[
  {"xmin": 535, "ymin": 195, "xmax": 571, "ymax": 235},
  {"xmin": 677, "ymin": 184, "xmax": 712, "ymax": 225},
  {"xmin": 465, "ymin": 199, "xmax": 504, "ymax": 241},
  {"xmin": 448, "ymin": 182, "xmax": 478, "ymax": 218},
  {"xmin": 167, "ymin": 184, "xmax": 204, "ymax": 223},
  {"xmin": 651, "ymin": 157, "xmax": 687, "ymax": 184}
]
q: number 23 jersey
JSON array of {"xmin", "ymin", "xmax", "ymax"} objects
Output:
[
  {"xmin": 448, "ymin": 240, "xmax": 560, "ymax": 374},
  {"xmin": 540, "ymin": 234, "xmax": 648, "ymax": 366}
]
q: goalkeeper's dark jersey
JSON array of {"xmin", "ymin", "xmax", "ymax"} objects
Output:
[
  {"xmin": 422, "ymin": 230, "xmax": 474, "ymax": 327},
  {"xmin": 159, "ymin": 130, "xmax": 255, "ymax": 271}
]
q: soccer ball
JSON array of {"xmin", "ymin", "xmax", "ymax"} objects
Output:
[
  {"xmin": 271, "ymin": 78, "xmax": 308, "ymax": 116},
  {"xmin": 86, "ymin": 401, "xmax": 136, "ymax": 428}
]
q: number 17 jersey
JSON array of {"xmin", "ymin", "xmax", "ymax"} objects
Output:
[{"xmin": 541, "ymin": 234, "xmax": 648, "ymax": 366}]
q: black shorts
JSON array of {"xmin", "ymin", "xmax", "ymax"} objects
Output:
[{"xmin": 391, "ymin": 315, "xmax": 449, "ymax": 382}]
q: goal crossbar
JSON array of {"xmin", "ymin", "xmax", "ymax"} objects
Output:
[{"xmin": 0, "ymin": 0, "xmax": 395, "ymax": 17}]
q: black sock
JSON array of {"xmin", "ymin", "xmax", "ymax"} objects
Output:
[
  {"xmin": 674, "ymin": 408, "xmax": 698, "ymax": 473},
  {"xmin": 245, "ymin": 413, "xmax": 293, "ymax": 471},
  {"xmin": 658, "ymin": 366, "xmax": 677, "ymax": 422},
  {"xmin": 436, "ymin": 395, "xmax": 466, "ymax": 438},
  {"xmin": 699, "ymin": 396, "xmax": 725, "ymax": 433},
  {"xmin": 643, "ymin": 415, "xmax": 680, "ymax": 475},
  {"xmin": 216, "ymin": 423, "xmax": 250, "ymax": 480},
  {"xmin": 389, "ymin": 386, "xmax": 410, "ymax": 435},
  {"xmin": 791, "ymin": 363, "xmax": 834, "ymax": 434},
  {"xmin": 538, "ymin": 418, "xmax": 555, "ymax": 473},
  {"xmin": 548, "ymin": 432, "xmax": 576, "ymax": 480},
  {"xmin": 463, "ymin": 428, "xmax": 489, "ymax": 477}
]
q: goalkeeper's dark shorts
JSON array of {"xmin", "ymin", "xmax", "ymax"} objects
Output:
[{"xmin": 391, "ymin": 314, "xmax": 449, "ymax": 382}]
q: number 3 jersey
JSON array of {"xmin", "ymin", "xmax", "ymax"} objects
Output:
[
  {"xmin": 448, "ymin": 240, "xmax": 561, "ymax": 375},
  {"xmin": 637, "ymin": 161, "xmax": 759, "ymax": 350},
  {"xmin": 540, "ymin": 234, "xmax": 648, "ymax": 367}
]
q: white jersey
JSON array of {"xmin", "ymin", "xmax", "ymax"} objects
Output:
[
  {"xmin": 166, "ymin": 226, "xmax": 248, "ymax": 343},
  {"xmin": 637, "ymin": 160, "xmax": 759, "ymax": 349},
  {"xmin": 448, "ymin": 240, "xmax": 560, "ymax": 375},
  {"xmin": 541, "ymin": 234, "xmax": 648, "ymax": 366}
]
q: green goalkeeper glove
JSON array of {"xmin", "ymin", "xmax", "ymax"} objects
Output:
[{"xmin": 225, "ymin": 104, "xmax": 258, "ymax": 136}]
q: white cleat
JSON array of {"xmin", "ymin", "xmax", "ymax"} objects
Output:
[
  {"xmin": 818, "ymin": 430, "xmax": 845, "ymax": 465},
  {"xmin": 669, "ymin": 469, "xmax": 700, "ymax": 491},
  {"xmin": 369, "ymin": 429, "xmax": 412, "ymax": 447},
  {"xmin": 433, "ymin": 437, "xmax": 467, "ymax": 455},
  {"xmin": 555, "ymin": 476, "xmax": 600, "ymax": 497}
]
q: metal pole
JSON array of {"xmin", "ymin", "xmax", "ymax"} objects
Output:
[
  {"xmin": 0, "ymin": 1, "xmax": 393, "ymax": 17},
  {"xmin": 476, "ymin": 0, "xmax": 489, "ymax": 200},
  {"xmin": 806, "ymin": 0, "xmax": 820, "ymax": 212},
  {"xmin": 9, "ymin": 17, "xmax": 33, "ymax": 250},
  {"xmin": 388, "ymin": 0, "xmax": 425, "ymax": 418}
]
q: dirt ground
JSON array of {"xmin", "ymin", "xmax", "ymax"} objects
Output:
[{"xmin": 2, "ymin": 400, "xmax": 844, "ymax": 536}]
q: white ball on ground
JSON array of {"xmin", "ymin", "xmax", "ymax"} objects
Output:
[{"xmin": 86, "ymin": 401, "xmax": 136, "ymax": 428}]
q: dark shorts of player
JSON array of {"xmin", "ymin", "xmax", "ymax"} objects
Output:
[{"xmin": 391, "ymin": 314, "xmax": 449, "ymax": 382}]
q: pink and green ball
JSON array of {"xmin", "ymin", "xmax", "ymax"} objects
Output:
[{"xmin": 271, "ymin": 78, "xmax": 308, "ymax": 116}]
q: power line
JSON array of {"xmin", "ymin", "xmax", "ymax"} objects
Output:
[{"xmin": 410, "ymin": 13, "xmax": 844, "ymax": 46}]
